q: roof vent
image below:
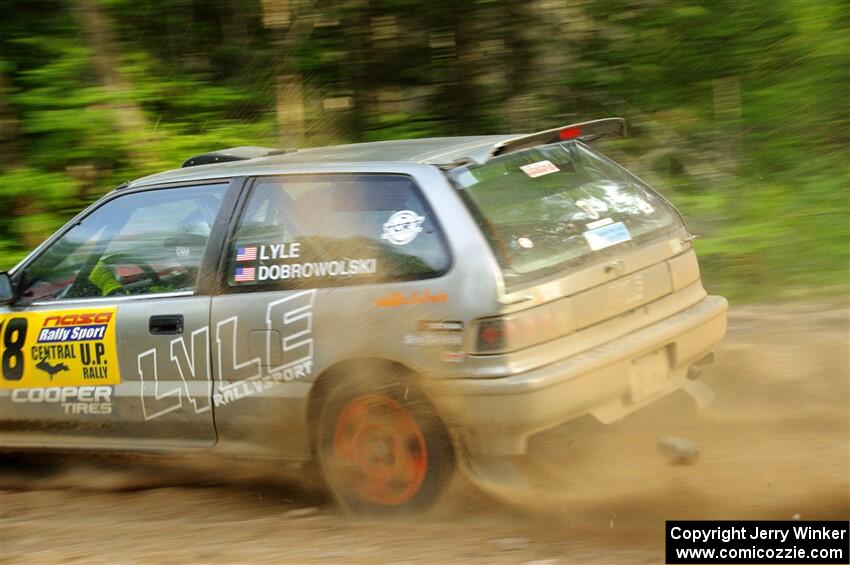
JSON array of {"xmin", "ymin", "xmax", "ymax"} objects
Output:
[{"xmin": 181, "ymin": 146, "xmax": 287, "ymax": 168}]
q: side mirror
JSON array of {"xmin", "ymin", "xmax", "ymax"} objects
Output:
[{"xmin": 0, "ymin": 272, "xmax": 16, "ymax": 305}]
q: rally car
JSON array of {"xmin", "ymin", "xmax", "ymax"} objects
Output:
[{"xmin": 0, "ymin": 118, "xmax": 727, "ymax": 513}]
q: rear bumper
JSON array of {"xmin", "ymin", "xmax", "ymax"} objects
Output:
[{"xmin": 426, "ymin": 295, "xmax": 728, "ymax": 456}]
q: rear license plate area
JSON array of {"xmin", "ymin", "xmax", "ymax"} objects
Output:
[{"xmin": 629, "ymin": 348, "xmax": 671, "ymax": 402}]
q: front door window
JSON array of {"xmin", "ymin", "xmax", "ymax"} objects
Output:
[{"xmin": 18, "ymin": 184, "xmax": 227, "ymax": 304}]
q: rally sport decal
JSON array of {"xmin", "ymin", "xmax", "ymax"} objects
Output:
[
  {"xmin": 1, "ymin": 292, "xmax": 314, "ymax": 418},
  {"xmin": 137, "ymin": 289, "xmax": 316, "ymax": 421},
  {"xmin": 0, "ymin": 308, "xmax": 120, "ymax": 389}
]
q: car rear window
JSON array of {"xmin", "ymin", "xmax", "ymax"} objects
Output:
[{"xmin": 449, "ymin": 141, "xmax": 680, "ymax": 287}]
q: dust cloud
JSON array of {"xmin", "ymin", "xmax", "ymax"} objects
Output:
[{"xmin": 1, "ymin": 304, "xmax": 847, "ymax": 563}]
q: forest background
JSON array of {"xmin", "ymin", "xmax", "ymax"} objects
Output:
[{"xmin": 1, "ymin": 0, "xmax": 847, "ymax": 300}]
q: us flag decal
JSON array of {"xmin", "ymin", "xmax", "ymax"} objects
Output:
[
  {"xmin": 236, "ymin": 246, "xmax": 257, "ymax": 261},
  {"xmin": 234, "ymin": 267, "xmax": 256, "ymax": 282}
]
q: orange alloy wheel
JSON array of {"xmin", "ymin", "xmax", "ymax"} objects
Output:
[{"xmin": 333, "ymin": 394, "xmax": 428, "ymax": 506}]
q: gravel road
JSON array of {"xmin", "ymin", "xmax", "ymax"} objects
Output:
[{"xmin": 1, "ymin": 304, "xmax": 847, "ymax": 564}]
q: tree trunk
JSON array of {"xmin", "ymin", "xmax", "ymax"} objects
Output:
[
  {"xmin": 345, "ymin": 0, "xmax": 372, "ymax": 141},
  {"xmin": 0, "ymin": 71, "xmax": 20, "ymax": 168},
  {"xmin": 71, "ymin": 0, "xmax": 158, "ymax": 168},
  {"xmin": 263, "ymin": 0, "xmax": 315, "ymax": 149}
]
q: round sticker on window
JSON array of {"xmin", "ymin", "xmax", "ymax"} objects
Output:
[
  {"xmin": 381, "ymin": 210, "xmax": 425, "ymax": 246},
  {"xmin": 638, "ymin": 199, "xmax": 655, "ymax": 215}
]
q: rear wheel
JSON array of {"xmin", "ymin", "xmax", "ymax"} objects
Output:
[{"xmin": 316, "ymin": 373, "xmax": 454, "ymax": 514}]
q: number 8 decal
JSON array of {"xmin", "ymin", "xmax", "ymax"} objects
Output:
[{"xmin": 2, "ymin": 317, "xmax": 28, "ymax": 381}]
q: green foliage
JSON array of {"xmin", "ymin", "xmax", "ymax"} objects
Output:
[
  {"xmin": 0, "ymin": 0, "xmax": 847, "ymax": 302},
  {"xmin": 0, "ymin": 167, "xmax": 81, "ymax": 268},
  {"xmin": 683, "ymin": 173, "xmax": 849, "ymax": 301}
]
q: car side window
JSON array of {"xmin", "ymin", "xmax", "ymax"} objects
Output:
[
  {"xmin": 18, "ymin": 184, "xmax": 227, "ymax": 304},
  {"xmin": 227, "ymin": 174, "xmax": 450, "ymax": 289}
]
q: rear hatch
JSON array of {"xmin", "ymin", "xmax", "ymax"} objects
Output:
[{"xmin": 449, "ymin": 140, "xmax": 703, "ymax": 363}]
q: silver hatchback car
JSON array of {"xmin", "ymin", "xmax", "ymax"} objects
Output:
[{"xmin": 0, "ymin": 118, "xmax": 727, "ymax": 513}]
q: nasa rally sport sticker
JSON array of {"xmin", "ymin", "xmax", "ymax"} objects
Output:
[
  {"xmin": 0, "ymin": 308, "xmax": 121, "ymax": 389},
  {"xmin": 381, "ymin": 210, "xmax": 425, "ymax": 246}
]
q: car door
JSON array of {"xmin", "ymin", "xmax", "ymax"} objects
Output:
[
  {"xmin": 0, "ymin": 181, "xmax": 236, "ymax": 449},
  {"xmin": 209, "ymin": 172, "xmax": 453, "ymax": 459}
]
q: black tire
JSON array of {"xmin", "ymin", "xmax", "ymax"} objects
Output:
[{"xmin": 316, "ymin": 371, "xmax": 454, "ymax": 515}]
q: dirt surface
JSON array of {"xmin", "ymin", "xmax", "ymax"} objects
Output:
[{"xmin": 1, "ymin": 304, "xmax": 848, "ymax": 564}]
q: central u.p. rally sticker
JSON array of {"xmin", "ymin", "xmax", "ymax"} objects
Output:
[{"xmin": 0, "ymin": 307, "xmax": 121, "ymax": 389}]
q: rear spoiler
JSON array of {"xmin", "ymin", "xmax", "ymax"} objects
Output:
[{"xmin": 489, "ymin": 117, "xmax": 627, "ymax": 159}]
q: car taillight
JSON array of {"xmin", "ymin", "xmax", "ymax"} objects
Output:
[
  {"xmin": 476, "ymin": 319, "xmax": 510, "ymax": 352},
  {"xmin": 473, "ymin": 302, "xmax": 576, "ymax": 354}
]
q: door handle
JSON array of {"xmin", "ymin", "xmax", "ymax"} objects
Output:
[{"xmin": 149, "ymin": 314, "xmax": 184, "ymax": 335}]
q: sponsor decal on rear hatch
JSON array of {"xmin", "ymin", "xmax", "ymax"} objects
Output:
[
  {"xmin": 582, "ymin": 221, "xmax": 632, "ymax": 251},
  {"xmin": 519, "ymin": 160, "xmax": 560, "ymax": 178}
]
